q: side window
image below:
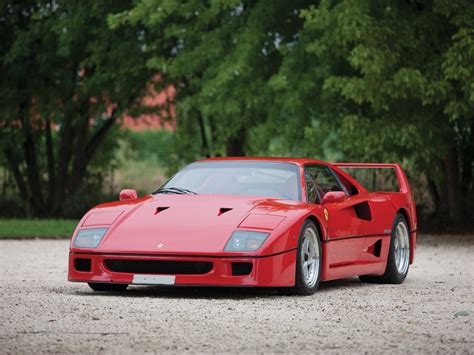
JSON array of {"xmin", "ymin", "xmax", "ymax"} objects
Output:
[
  {"xmin": 305, "ymin": 165, "xmax": 345, "ymax": 203},
  {"xmin": 334, "ymin": 171, "xmax": 359, "ymax": 196},
  {"xmin": 305, "ymin": 172, "xmax": 318, "ymax": 203}
]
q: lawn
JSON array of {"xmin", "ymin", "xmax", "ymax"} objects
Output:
[{"xmin": 0, "ymin": 219, "xmax": 78, "ymax": 239}]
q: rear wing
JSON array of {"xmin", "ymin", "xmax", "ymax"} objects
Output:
[{"xmin": 333, "ymin": 163, "xmax": 411, "ymax": 195}]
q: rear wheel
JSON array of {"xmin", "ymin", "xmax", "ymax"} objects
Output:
[
  {"xmin": 277, "ymin": 220, "xmax": 322, "ymax": 295},
  {"xmin": 359, "ymin": 213, "xmax": 410, "ymax": 284},
  {"xmin": 88, "ymin": 282, "xmax": 128, "ymax": 292}
]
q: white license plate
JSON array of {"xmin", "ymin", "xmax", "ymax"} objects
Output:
[{"xmin": 132, "ymin": 275, "xmax": 176, "ymax": 285}]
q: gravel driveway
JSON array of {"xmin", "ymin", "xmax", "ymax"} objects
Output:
[{"xmin": 1, "ymin": 235, "xmax": 473, "ymax": 353}]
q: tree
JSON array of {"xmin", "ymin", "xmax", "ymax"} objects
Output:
[
  {"xmin": 3, "ymin": 0, "xmax": 472, "ymax": 223},
  {"xmin": 113, "ymin": 0, "xmax": 473, "ymax": 222},
  {"xmin": 290, "ymin": 0, "xmax": 473, "ymax": 222},
  {"xmin": 0, "ymin": 0, "xmax": 153, "ymax": 216},
  {"xmin": 109, "ymin": 0, "xmax": 313, "ymax": 160}
]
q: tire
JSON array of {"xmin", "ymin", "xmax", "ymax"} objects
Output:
[
  {"xmin": 88, "ymin": 282, "xmax": 128, "ymax": 292},
  {"xmin": 277, "ymin": 220, "xmax": 322, "ymax": 295},
  {"xmin": 359, "ymin": 213, "xmax": 410, "ymax": 284}
]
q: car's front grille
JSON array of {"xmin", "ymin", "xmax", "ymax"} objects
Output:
[{"xmin": 104, "ymin": 259, "xmax": 213, "ymax": 275}]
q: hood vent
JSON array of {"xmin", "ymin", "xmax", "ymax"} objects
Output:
[
  {"xmin": 218, "ymin": 207, "xmax": 233, "ymax": 216},
  {"xmin": 155, "ymin": 206, "xmax": 169, "ymax": 215}
]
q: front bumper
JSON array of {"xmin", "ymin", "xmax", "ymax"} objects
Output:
[{"xmin": 68, "ymin": 250, "xmax": 296, "ymax": 287}]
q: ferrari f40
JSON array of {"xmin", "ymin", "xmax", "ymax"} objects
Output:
[{"xmin": 68, "ymin": 158, "xmax": 417, "ymax": 295}]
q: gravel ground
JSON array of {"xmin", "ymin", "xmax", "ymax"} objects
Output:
[{"xmin": 0, "ymin": 235, "xmax": 473, "ymax": 353}]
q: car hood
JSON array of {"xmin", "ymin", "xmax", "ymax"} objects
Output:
[{"xmin": 86, "ymin": 194, "xmax": 303, "ymax": 255}]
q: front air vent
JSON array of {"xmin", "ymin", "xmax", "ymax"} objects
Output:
[
  {"xmin": 74, "ymin": 258, "xmax": 91, "ymax": 272},
  {"xmin": 104, "ymin": 259, "xmax": 213, "ymax": 275},
  {"xmin": 231, "ymin": 262, "xmax": 253, "ymax": 276},
  {"xmin": 218, "ymin": 207, "xmax": 233, "ymax": 216}
]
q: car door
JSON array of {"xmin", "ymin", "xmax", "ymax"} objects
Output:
[
  {"xmin": 330, "ymin": 167, "xmax": 398, "ymax": 270},
  {"xmin": 331, "ymin": 167, "xmax": 394, "ymax": 237},
  {"xmin": 305, "ymin": 165, "xmax": 367, "ymax": 266}
]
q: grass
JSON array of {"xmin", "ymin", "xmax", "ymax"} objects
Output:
[{"xmin": 0, "ymin": 219, "xmax": 78, "ymax": 239}]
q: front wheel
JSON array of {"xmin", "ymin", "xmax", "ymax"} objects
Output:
[
  {"xmin": 88, "ymin": 282, "xmax": 128, "ymax": 292},
  {"xmin": 277, "ymin": 220, "xmax": 322, "ymax": 295},
  {"xmin": 360, "ymin": 213, "xmax": 410, "ymax": 284}
]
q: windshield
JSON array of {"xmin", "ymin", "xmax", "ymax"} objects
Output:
[{"xmin": 159, "ymin": 161, "xmax": 301, "ymax": 200}]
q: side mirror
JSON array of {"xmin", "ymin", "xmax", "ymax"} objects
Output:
[
  {"xmin": 119, "ymin": 189, "xmax": 138, "ymax": 201},
  {"xmin": 321, "ymin": 191, "xmax": 346, "ymax": 204}
]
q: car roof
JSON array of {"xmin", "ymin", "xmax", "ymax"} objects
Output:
[
  {"xmin": 198, "ymin": 156, "xmax": 329, "ymax": 167},
  {"xmin": 196, "ymin": 156, "xmax": 367, "ymax": 194}
]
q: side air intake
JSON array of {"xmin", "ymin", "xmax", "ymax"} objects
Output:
[
  {"xmin": 353, "ymin": 201, "xmax": 372, "ymax": 221},
  {"xmin": 367, "ymin": 239, "xmax": 382, "ymax": 257}
]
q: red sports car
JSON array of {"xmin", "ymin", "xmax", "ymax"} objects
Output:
[{"xmin": 68, "ymin": 157, "xmax": 417, "ymax": 295}]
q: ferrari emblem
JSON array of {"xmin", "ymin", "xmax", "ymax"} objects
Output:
[
  {"xmin": 324, "ymin": 208, "xmax": 329, "ymax": 221},
  {"xmin": 156, "ymin": 243, "xmax": 164, "ymax": 248}
]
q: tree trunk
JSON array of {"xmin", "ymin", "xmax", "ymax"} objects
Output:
[
  {"xmin": 226, "ymin": 128, "xmax": 246, "ymax": 156},
  {"xmin": 45, "ymin": 117, "xmax": 56, "ymax": 209},
  {"xmin": 197, "ymin": 112, "xmax": 211, "ymax": 158},
  {"xmin": 4, "ymin": 147, "xmax": 29, "ymax": 204},
  {"xmin": 443, "ymin": 147, "xmax": 463, "ymax": 223},
  {"xmin": 1, "ymin": 167, "xmax": 7, "ymax": 200},
  {"xmin": 21, "ymin": 104, "xmax": 45, "ymax": 215},
  {"xmin": 461, "ymin": 117, "xmax": 474, "ymax": 195},
  {"xmin": 55, "ymin": 114, "xmax": 74, "ymax": 212},
  {"xmin": 461, "ymin": 146, "xmax": 473, "ymax": 195},
  {"xmin": 68, "ymin": 112, "xmax": 118, "ymax": 194},
  {"xmin": 69, "ymin": 112, "xmax": 90, "ymax": 193},
  {"xmin": 208, "ymin": 115, "xmax": 217, "ymax": 157},
  {"xmin": 427, "ymin": 177, "xmax": 440, "ymax": 215}
]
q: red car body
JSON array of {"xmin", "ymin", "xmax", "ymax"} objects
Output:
[{"xmin": 68, "ymin": 157, "xmax": 417, "ymax": 289}]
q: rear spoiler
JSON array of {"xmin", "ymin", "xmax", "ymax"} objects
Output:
[{"xmin": 333, "ymin": 163, "xmax": 411, "ymax": 195}]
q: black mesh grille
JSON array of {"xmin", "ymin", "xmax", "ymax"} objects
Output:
[{"xmin": 104, "ymin": 259, "xmax": 213, "ymax": 275}]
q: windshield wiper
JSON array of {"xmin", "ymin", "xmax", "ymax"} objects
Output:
[{"xmin": 152, "ymin": 187, "xmax": 197, "ymax": 195}]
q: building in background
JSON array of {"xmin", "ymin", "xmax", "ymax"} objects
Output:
[{"xmin": 122, "ymin": 84, "xmax": 176, "ymax": 131}]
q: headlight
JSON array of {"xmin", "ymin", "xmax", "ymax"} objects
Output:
[
  {"xmin": 73, "ymin": 228, "xmax": 108, "ymax": 248},
  {"xmin": 224, "ymin": 231, "xmax": 270, "ymax": 252}
]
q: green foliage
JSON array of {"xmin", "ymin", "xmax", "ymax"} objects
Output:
[
  {"xmin": 111, "ymin": 0, "xmax": 473, "ymax": 222},
  {"xmin": 114, "ymin": 129, "xmax": 175, "ymax": 194},
  {"xmin": 121, "ymin": 129, "xmax": 174, "ymax": 166},
  {"xmin": 293, "ymin": 0, "xmax": 473, "ymax": 221},
  {"xmin": 1, "ymin": 0, "xmax": 473, "ymax": 223},
  {"xmin": 109, "ymin": 0, "xmax": 312, "ymax": 156},
  {"xmin": 0, "ymin": 1, "xmax": 154, "ymax": 217}
]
